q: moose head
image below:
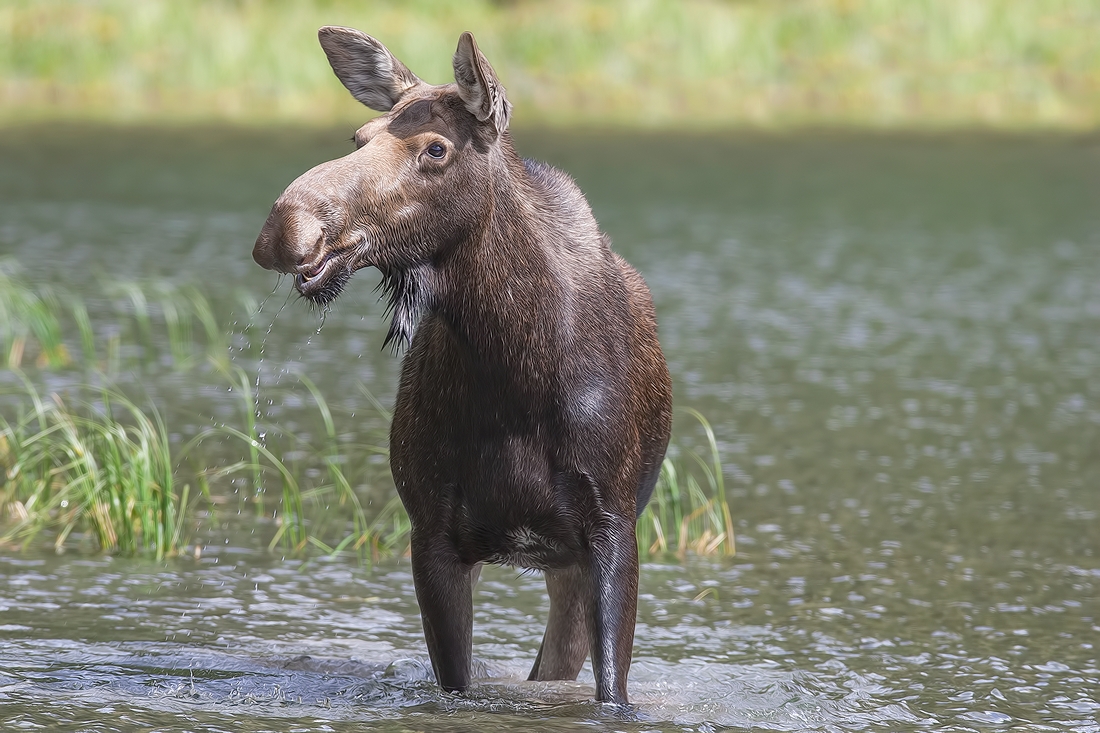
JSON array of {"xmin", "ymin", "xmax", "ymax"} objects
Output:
[{"xmin": 253, "ymin": 28, "xmax": 514, "ymax": 346}]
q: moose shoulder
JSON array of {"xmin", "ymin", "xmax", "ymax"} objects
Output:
[{"xmin": 252, "ymin": 28, "xmax": 672, "ymax": 705}]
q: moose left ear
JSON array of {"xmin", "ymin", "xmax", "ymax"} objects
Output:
[{"xmin": 453, "ymin": 32, "xmax": 512, "ymax": 133}]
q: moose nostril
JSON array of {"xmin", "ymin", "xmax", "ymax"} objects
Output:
[{"xmin": 252, "ymin": 201, "xmax": 325, "ymax": 274}]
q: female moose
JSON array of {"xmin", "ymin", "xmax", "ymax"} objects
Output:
[{"xmin": 252, "ymin": 27, "xmax": 672, "ymax": 705}]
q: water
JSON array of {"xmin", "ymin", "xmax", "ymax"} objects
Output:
[{"xmin": 1, "ymin": 125, "xmax": 1098, "ymax": 731}]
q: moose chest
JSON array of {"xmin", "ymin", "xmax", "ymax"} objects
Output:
[
  {"xmin": 449, "ymin": 434, "xmax": 587, "ymax": 570},
  {"xmin": 388, "ymin": 317, "xmax": 626, "ymax": 569},
  {"xmin": 392, "ymin": 413, "xmax": 592, "ymax": 570}
]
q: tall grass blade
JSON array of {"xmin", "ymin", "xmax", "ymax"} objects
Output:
[
  {"xmin": 638, "ymin": 409, "xmax": 734, "ymax": 558},
  {"xmin": 0, "ymin": 376, "xmax": 187, "ymax": 557}
]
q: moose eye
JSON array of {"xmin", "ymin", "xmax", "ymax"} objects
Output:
[{"xmin": 426, "ymin": 142, "xmax": 446, "ymax": 159}]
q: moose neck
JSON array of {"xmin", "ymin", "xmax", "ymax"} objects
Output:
[{"xmin": 433, "ymin": 142, "xmax": 574, "ymax": 370}]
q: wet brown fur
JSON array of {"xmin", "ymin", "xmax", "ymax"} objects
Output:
[{"xmin": 252, "ymin": 28, "xmax": 672, "ymax": 705}]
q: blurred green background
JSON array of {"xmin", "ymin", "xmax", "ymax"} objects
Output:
[{"xmin": 2, "ymin": 0, "xmax": 1098, "ymax": 128}]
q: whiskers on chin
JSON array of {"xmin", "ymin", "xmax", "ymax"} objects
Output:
[{"xmin": 300, "ymin": 263, "xmax": 354, "ymax": 309}]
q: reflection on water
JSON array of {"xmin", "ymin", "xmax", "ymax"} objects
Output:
[{"xmin": 1, "ymin": 126, "xmax": 1098, "ymax": 731}]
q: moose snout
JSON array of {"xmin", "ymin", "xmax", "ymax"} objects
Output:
[{"xmin": 252, "ymin": 203, "xmax": 325, "ymax": 274}]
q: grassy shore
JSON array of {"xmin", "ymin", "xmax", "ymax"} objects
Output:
[
  {"xmin": 0, "ymin": 263, "xmax": 734, "ymax": 559},
  {"xmin": 1, "ymin": 0, "xmax": 1097, "ymax": 129}
]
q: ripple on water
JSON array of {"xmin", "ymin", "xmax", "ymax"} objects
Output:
[
  {"xmin": 1, "ymin": 638, "xmax": 937, "ymax": 731},
  {"xmin": 2, "ymin": 553, "xmax": 1097, "ymax": 732},
  {"xmin": 2, "ymin": 130, "xmax": 1099, "ymax": 731}
]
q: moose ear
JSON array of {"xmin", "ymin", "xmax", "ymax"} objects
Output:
[
  {"xmin": 318, "ymin": 26, "xmax": 423, "ymax": 112},
  {"xmin": 452, "ymin": 32, "xmax": 512, "ymax": 132}
]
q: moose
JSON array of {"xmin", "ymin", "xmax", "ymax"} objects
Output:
[{"xmin": 252, "ymin": 27, "xmax": 672, "ymax": 705}]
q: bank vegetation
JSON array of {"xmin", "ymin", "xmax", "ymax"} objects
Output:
[{"xmin": 2, "ymin": 0, "xmax": 1097, "ymax": 129}]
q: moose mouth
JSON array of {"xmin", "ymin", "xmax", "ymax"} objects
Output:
[{"xmin": 295, "ymin": 250, "xmax": 354, "ymax": 305}]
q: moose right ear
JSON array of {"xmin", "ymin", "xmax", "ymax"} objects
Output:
[{"xmin": 318, "ymin": 26, "xmax": 423, "ymax": 112}]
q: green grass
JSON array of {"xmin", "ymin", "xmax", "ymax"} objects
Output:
[
  {"xmin": 0, "ymin": 266, "xmax": 69, "ymax": 369},
  {"xmin": 0, "ymin": 365, "xmax": 409, "ymax": 559},
  {"xmin": 0, "ymin": 375, "xmax": 185, "ymax": 558},
  {"xmin": 0, "ymin": 260, "xmax": 241, "ymax": 374},
  {"xmin": 638, "ymin": 409, "xmax": 736, "ymax": 559},
  {"xmin": 0, "ymin": 266, "xmax": 734, "ymax": 559},
  {"xmin": 1, "ymin": 0, "xmax": 1098, "ymax": 128}
]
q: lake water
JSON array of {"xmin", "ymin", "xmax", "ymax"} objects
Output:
[{"xmin": 1, "ymin": 125, "xmax": 1098, "ymax": 731}]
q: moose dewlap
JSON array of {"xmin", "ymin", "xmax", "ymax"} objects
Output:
[{"xmin": 253, "ymin": 27, "xmax": 672, "ymax": 705}]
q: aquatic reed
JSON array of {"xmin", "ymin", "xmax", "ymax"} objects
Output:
[
  {"xmin": 637, "ymin": 409, "xmax": 736, "ymax": 558},
  {"xmin": 0, "ymin": 260, "xmax": 242, "ymax": 373},
  {"xmin": 0, "ymin": 263, "xmax": 733, "ymax": 559},
  {"xmin": 0, "ymin": 264, "xmax": 69, "ymax": 369},
  {"xmin": 196, "ymin": 363, "xmax": 403, "ymax": 559},
  {"xmin": 0, "ymin": 375, "xmax": 185, "ymax": 558}
]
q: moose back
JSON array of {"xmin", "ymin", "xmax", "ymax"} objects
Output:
[{"xmin": 252, "ymin": 27, "xmax": 672, "ymax": 705}]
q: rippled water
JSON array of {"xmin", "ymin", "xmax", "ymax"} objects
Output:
[
  {"xmin": 1, "ymin": 126, "xmax": 1098, "ymax": 731},
  {"xmin": 2, "ymin": 550, "xmax": 1096, "ymax": 731}
]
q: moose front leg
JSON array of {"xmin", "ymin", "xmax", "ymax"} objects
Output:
[
  {"xmin": 586, "ymin": 514, "xmax": 640, "ymax": 705},
  {"xmin": 409, "ymin": 530, "xmax": 475, "ymax": 693}
]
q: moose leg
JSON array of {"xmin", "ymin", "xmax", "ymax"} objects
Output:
[
  {"xmin": 586, "ymin": 515, "xmax": 639, "ymax": 705},
  {"xmin": 410, "ymin": 532, "xmax": 474, "ymax": 693},
  {"xmin": 528, "ymin": 565, "xmax": 589, "ymax": 681}
]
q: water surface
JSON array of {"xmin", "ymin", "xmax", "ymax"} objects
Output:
[{"xmin": 1, "ymin": 125, "xmax": 1098, "ymax": 731}]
